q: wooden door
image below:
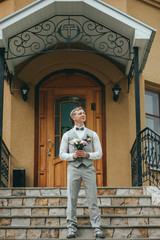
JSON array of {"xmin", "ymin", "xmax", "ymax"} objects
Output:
[{"xmin": 37, "ymin": 72, "xmax": 104, "ymax": 187}]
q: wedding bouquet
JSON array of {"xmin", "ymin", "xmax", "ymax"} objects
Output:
[{"xmin": 69, "ymin": 134, "xmax": 92, "ymax": 150}]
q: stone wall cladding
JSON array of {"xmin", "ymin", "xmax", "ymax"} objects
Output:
[{"xmin": 0, "ymin": 187, "xmax": 160, "ymax": 239}]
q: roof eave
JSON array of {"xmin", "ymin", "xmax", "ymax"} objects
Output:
[{"xmin": 0, "ymin": 0, "xmax": 157, "ymax": 76}]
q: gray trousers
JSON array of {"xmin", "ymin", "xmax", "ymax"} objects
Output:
[{"xmin": 67, "ymin": 164, "xmax": 101, "ymax": 232}]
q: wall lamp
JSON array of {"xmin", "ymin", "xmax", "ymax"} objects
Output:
[
  {"xmin": 112, "ymin": 84, "xmax": 121, "ymax": 102},
  {"xmin": 20, "ymin": 83, "xmax": 30, "ymax": 101}
]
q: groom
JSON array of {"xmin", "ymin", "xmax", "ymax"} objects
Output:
[{"xmin": 59, "ymin": 107, "xmax": 105, "ymax": 239}]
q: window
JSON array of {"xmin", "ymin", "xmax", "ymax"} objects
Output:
[
  {"xmin": 145, "ymin": 90, "xmax": 160, "ymax": 134},
  {"xmin": 145, "ymin": 90, "xmax": 160, "ymax": 172}
]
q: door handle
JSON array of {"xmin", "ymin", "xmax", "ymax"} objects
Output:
[{"xmin": 48, "ymin": 139, "xmax": 53, "ymax": 157}]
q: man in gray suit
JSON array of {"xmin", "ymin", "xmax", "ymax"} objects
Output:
[{"xmin": 59, "ymin": 107, "xmax": 105, "ymax": 239}]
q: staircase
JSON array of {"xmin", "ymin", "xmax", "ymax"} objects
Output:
[{"xmin": 0, "ymin": 187, "xmax": 160, "ymax": 239}]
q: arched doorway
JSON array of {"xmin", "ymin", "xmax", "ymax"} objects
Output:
[{"xmin": 34, "ymin": 70, "xmax": 106, "ymax": 187}]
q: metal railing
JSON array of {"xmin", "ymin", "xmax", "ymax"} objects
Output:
[
  {"xmin": 0, "ymin": 140, "xmax": 10, "ymax": 187},
  {"xmin": 131, "ymin": 127, "xmax": 160, "ymax": 189}
]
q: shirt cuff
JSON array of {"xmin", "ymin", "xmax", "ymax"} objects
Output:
[
  {"xmin": 88, "ymin": 152, "xmax": 102, "ymax": 160},
  {"xmin": 87, "ymin": 152, "xmax": 92, "ymax": 159}
]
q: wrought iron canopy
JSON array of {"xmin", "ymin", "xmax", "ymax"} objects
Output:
[
  {"xmin": 7, "ymin": 15, "xmax": 131, "ymax": 63},
  {"xmin": 0, "ymin": 0, "xmax": 156, "ymax": 76}
]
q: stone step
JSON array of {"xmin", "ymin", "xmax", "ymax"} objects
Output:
[
  {"xmin": 0, "ymin": 239, "xmax": 159, "ymax": 240},
  {"xmin": 0, "ymin": 225, "xmax": 160, "ymax": 239},
  {"xmin": 0, "ymin": 195, "xmax": 152, "ymax": 207},
  {"xmin": 1, "ymin": 205, "xmax": 160, "ymax": 216},
  {"xmin": 2, "ymin": 239, "xmax": 160, "ymax": 240},
  {"xmin": 0, "ymin": 215, "xmax": 160, "ymax": 227},
  {"xmin": 0, "ymin": 187, "xmax": 144, "ymax": 197},
  {"xmin": 0, "ymin": 187, "xmax": 159, "ymax": 239}
]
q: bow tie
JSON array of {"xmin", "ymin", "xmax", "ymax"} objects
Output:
[{"xmin": 76, "ymin": 127, "xmax": 84, "ymax": 131}]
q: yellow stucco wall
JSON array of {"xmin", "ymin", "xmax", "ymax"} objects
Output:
[
  {"xmin": 10, "ymin": 79, "xmax": 35, "ymax": 187},
  {"xmin": 105, "ymin": 0, "xmax": 160, "ymax": 86},
  {"xmin": 127, "ymin": 0, "xmax": 160, "ymax": 86},
  {"xmin": 1, "ymin": 0, "xmax": 160, "ymax": 187},
  {"xmin": 0, "ymin": 0, "xmax": 14, "ymax": 19},
  {"xmin": 0, "ymin": 0, "xmax": 36, "ymax": 19}
]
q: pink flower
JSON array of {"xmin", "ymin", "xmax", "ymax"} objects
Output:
[{"xmin": 83, "ymin": 141, "xmax": 88, "ymax": 146}]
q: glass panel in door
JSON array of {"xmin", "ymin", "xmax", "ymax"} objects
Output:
[{"xmin": 54, "ymin": 96, "xmax": 85, "ymax": 158}]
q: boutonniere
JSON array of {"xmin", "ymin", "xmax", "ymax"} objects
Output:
[{"xmin": 69, "ymin": 134, "xmax": 92, "ymax": 150}]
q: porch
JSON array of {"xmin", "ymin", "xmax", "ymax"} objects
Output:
[{"xmin": 0, "ymin": 0, "xmax": 158, "ymax": 188}]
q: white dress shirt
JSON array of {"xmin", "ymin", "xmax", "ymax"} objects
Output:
[{"xmin": 59, "ymin": 125, "xmax": 102, "ymax": 161}]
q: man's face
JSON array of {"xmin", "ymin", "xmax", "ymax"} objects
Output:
[{"xmin": 72, "ymin": 109, "xmax": 86, "ymax": 124}]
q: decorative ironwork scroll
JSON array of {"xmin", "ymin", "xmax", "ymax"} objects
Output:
[
  {"xmin": 7, "ymin": 15, "xmax": 130, "ymax": 60},
  {"xmin": 131, "ymin": 127, "xmax": 160, "ymax": 189}
]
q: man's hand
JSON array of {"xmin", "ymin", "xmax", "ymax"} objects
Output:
[{"xmin": 73, "ymin": 150, "xmax": 87, "ymax": 159}]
